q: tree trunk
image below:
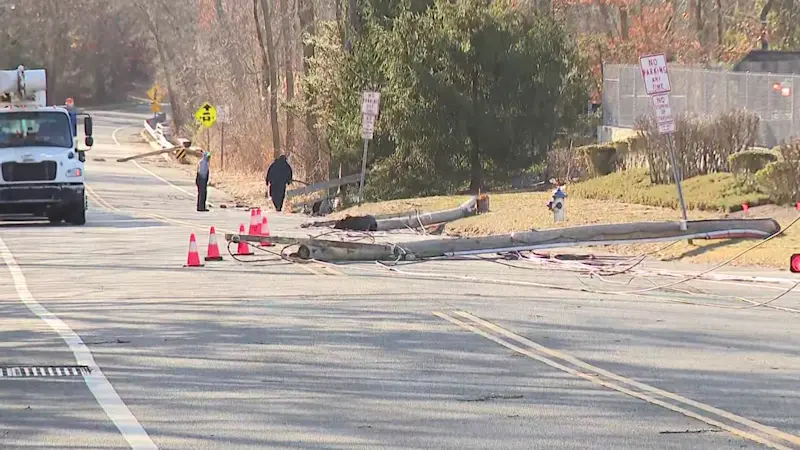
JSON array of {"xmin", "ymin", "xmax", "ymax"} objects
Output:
[
  {"xmin": 348, "ymin": 0, "xmax": 360, "ymax": 35},
  {"xmin": 155, "ymin": 37, "xmax": 183, "ymax": 130},
  {"xmin": 715, "ymin": 0, "xmax": 723, "ymax": 44},
  {"xmin": 137, "ymin": 2, "xmax": 183, "ymax": 130},
  {"xmin": 281, "ymin": 0, "xmax": 295, "ymax": 154},
  {"xmin": 252, "ymin": 0, "xmax": 271, "ymax": 111},
  {"xmin": 335, "ymin": 0, "xmax": 345, "ymax": 46},
  {"xmin": 259, "ymin": 0, "xmax": 282, "ymax": 158},
  {"xmin": 695, "ymin": 0, "xmax": 705, "ymax": 45},
  {"xmin": 597, "ymin": 3, "xmax": 615, "ymax": 39},
  {"xmin": 469, "ymin": 69, "xmax": 482, "ymax": 194},
  {"xmin": 619, "ymin": 5, "xmax": 629, "ymax": 40},
  {"xmin": 298, "ymin": 0, "xmax": 322, "ymax": 179}
]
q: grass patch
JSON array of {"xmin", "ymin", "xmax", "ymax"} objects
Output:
[{"xmin": 568, "ymin": 169, "xmax": 769, "ymax": 212}]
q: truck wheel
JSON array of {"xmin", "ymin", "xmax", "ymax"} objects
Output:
[{"xmin": 69, "ymin": 207, "xmax": 86, "ymax": 226}]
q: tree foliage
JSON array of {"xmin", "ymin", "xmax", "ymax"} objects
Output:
[
  {"xmin": 0, "ymin": 0, "xmax": 152, "ymax": 105},
  {"xmin": 303, "ymin": 0, "xmax": 588, "ymax": 198}
]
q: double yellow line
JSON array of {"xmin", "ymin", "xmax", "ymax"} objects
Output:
[
  {"xmin": 84, "ymin": 184, "xmax": 344, "ymax": 276},
  {"xmin": 435, "ymin": 310, "xmax": 800, "ymax": 450}
]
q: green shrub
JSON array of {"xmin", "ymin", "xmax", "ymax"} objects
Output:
[
  {"xmin": 545, "ymin": 145, "xmax": 590, "ymax": 182},
  {"xmin": 580, "ymin": 144, "xmax": 617, "ymax": 177},
  {"xmin": 728, "ymin": 148, "xmax": 779, "ymax": 175},
  {"xmin": 616, "ymin": 135, "xmax": 648, "ymax": 171},
  {"xmin": 755, "ymin": 161, "xmax": 795, "ymax": 203},
  {"xmin": 570, "ymin": 169, "xmax": 769, "ymax": 212},
  {"xmin": 756, "ymin": 141, "xmax": 800, "ymax": 204},
  {"xmin": 635, "ymin": 109, "xmax": 760, "ymax": 184}
]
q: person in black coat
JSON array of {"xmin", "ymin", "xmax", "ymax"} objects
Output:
[{"xmin": 266, "ymin": 154, "xmax": 293, "ymax": 212}]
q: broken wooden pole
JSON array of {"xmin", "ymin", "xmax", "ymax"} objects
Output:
[
  {"xmin": 225, "ymin": 233, "xmax": 395, "ymax": 261},
  {"xmin": 374, "ymin": 196, "xmax": 478, "ymax": 231},
  {"xmin": 301, "ymin": 209, "xmax": 421, "ymax": 228},
  {"xmin": 394, "ymin": 218, "xmax": 781, "ymax": 259},
  {"xmin": 226, "ymin": 218, "xmax": 781, "ymax": 262},
  {"xmin": 116, "ymin": 148, "xmax": 173, "ymax": 162}
]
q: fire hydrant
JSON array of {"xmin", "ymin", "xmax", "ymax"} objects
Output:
[{"xmin": 546, "ymin": 186, "xmax": 567, "ymax": 222}]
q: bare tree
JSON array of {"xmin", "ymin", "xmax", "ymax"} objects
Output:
[
  {"xmin": 259, "ymin": 0, "xmax": 282, "ymax": 158},
  {"xmin": 280, "ymin": 0, "xmax": 296, "ymax": 154}
]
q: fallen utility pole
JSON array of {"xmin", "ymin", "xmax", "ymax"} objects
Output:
[
  {"xmin": 301, "ymin": 209, "xmax": 421, "ymax": 228},
  {"xmin": 226, "ymin": 218, "xmax": 780, "ymax": 262},
  {"xmin": 374, "ymin": 196, "xmax": 477, "ymax": 231},
  {"xmin": 300, "ymin": 196, "xmax": 479, "ymax": 231},
  {"xmin": 116, "ymin": 148, "xmax": 173, "ymax": 162}
]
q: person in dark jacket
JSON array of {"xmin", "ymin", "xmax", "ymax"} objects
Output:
[{"xmin": 266, "ymin": 154, "xmax": 293, "ymax": 212}]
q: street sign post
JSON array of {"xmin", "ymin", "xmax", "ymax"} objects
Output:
[
  {"xmin": 640, "ymin": 53, "xmax": 687, "ymax": 229},
  {"xmin": 359, "ymin": 91, "xmax": 380, "ymax": 205},
  {"xmin": 217, "ymin": 105, "xmax": 229, "ymax": 170}
]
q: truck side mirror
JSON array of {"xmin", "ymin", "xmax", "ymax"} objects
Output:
[
  {"xmin": 85, "ymin": 136, "xmax": 94, "ymax": 147},
  {"xmin": 84, "ymin": 116, "xmax": 93, "ymax": 136}
]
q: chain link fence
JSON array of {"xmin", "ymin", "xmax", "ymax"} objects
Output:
[{"xmin": 602, "ymin": 64, "xmax": 800, "ymax": 148}]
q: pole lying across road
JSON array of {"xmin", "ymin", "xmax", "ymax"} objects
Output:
[{"xmin": 227, "ymin": 218, "xmax": 781, "ymax": 262}]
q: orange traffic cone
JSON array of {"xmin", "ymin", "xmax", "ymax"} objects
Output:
[
  {"xmin": 184, "ymin": 233, "xmax": 204, "ymax": 267},
  {"xmin": 255, "ymin": 208, "xmax": 263, "ymax": 235},
  {"xmin": 259, "ymin": 216, "xmax": 274, "ymax": 247},
  {"xmin": 235, "ymin": 224, "xmax": 254, "ymax": 256},
  {"xmin": 247, "ymin": 209, "xmax": 259, "ymax": 235},
  {"xmin": 205, "ymin": 226, "xmax": 223, "ymax": 261}
]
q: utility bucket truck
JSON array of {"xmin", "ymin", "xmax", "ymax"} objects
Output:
[{"xmin": 0, "ymin": 65, "xmax": 93, "ymax": 225}]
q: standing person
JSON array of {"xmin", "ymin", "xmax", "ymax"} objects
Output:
[
  {"xmin": 265, "ymin": 154, "xmax": 293, "ymax": 212},
  {"xmin": 196, "ymin": 151, "xmax": 211, "ymax": 212}
]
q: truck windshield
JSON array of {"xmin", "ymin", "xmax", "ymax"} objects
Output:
[{"xmin": 0, "ymin": 111, "xmax": 73, "ymax": 149}]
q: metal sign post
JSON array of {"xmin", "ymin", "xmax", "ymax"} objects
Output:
[
  {"xmin": 358, "ymin": 91, "xmax": 380, "ymax": 205},
  {"xmin": 640, "ymin": 54, "xmax": 688, "ymax": 230},
  {"xmin": 218, "ymin": 105, "xmax": 229, "ymax": 170}
]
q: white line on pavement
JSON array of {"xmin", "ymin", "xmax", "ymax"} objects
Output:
[{"xmin": 0, "ymin": 237, "xmax": 158, "ymax": 449}]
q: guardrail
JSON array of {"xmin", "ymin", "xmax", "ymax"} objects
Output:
[{"xmin": 143, "ymin": 119, "xmax": 174, "ymax": 150}]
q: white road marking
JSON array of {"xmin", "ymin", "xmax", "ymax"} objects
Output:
[
  {"xmin": 434, "ymin": 311, "xmax": 794, "ymax": 450},
  {"xmin": 0, "ymin": 237, "xmax": 158, "ymax": 449}
]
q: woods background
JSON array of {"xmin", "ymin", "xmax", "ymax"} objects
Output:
[{"xmin": 1, "ymin": 0, "xmax": 797, "ymax": 200}]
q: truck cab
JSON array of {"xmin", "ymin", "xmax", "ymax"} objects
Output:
[{"xmin": 0, "ymin": 66, "xmax": 93, "ymax": 225}]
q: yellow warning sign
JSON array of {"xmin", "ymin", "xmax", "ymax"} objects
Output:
[
  {"xmin": 195, "ymin": 102, "xmax": 217, "ymax": 128},
  {"xmin": 150, "ymin": 102, "xmax": 162, "ymax": 113},
  {"xmin": 175, "ymin": 148, "xmax": 186, "ymax": 160},
  {"xmin": 147, "ymin": 84, "xmax": 165, "ymax": 102}
]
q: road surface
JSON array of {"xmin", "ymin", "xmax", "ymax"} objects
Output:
[{"xmin": 0, "ymin": 104, "xmax": 798, "ymax": 449}]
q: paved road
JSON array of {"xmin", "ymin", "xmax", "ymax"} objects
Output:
[{"xmin": 0, "ymin": 104, "xmax": 798, "ymax": 449}]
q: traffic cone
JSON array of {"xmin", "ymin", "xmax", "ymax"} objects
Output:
[
  {"xmin": 247, "ymin": 209, "xmax": 259, "ymax": 235},
  {"xmin": 255, "ymin": 208, "xmax": 263, "ymax": 235},
  {"xmin": 235, "ymin": 224, "xmax": 254, "ymax": 256},
  {"xmin": 205, "ymin": 226, "xmax": 223, "ymax": 261},
  {"xmin": 184, "ymin": 233, "xmax": 204, "ymax": 267},
  {"xmin": 259, "ymin": 216, "xmax": 274, "ymax": 247}
]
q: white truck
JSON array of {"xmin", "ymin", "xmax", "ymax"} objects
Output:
[{"xmin": 0, "ymin": 65, "xmax": 93, "ymax": 225}]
